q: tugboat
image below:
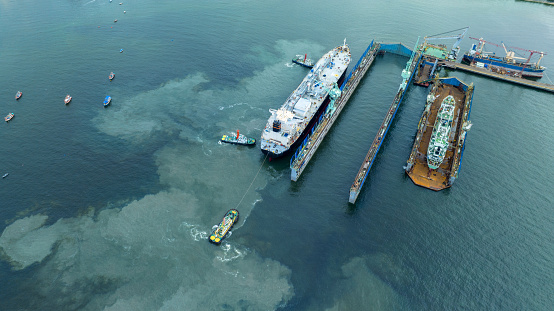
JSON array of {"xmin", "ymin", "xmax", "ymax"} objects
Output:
[
  {"xmin": 221, "ymin": 130, "xmax": 256, "ymax": 146},
  {"xmin": 292, "ymin": 54, "xmax": 315, "ymax": 68},
  {"xmin": 109, "ymin": 72, "xmax": 115, "ymax": 80},
  {"xmin": 15, "ymin": 91, "xmax": 22, "ymax": 100},
  {"xmin": 103, "ymin": 96, "xmax": 111, "ymax": 107},
  {"xmin": 64, "ymin": 94, "xmax": 72, "ymax": 105},
  {"xmin": 208, "ymin": 209, "xmax": 239, "ymax": 245},
  {"xmin": 5, "ymin": 113, "xmax": 14, "ymax": 122}
]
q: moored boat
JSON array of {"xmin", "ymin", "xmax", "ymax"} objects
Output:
[
  {"xmin": 103, "ymin": 96, "xmax": 111, "ymax": 107},
  {"xmin": 15, "ymin": 91, "xmax": 22, "ymax": 100},
  {"xmin": 221, "ymin": 130, "xmax": 256, "ymax": 146},
  {"xmin": 5, "ymin": 113, "xmax": 14, "ymax": 122},
  {"xmin": 292, "ymin": 54, "xmax": 315, "ymax": 68},
  {"xmin": 462, "ymin": 37, "xmax": 547, "ymax": 78},
  {"xmin": 261, "ymin": 40, "xmax": 351, "ymax": 159},
  {"xmin": 64, "ymin": 94, "xmax": 72, "ymax": 105},
  {"xmin": 109, "ymin": 72, "xmax": 115, "ymax": 80},
  {"xmin": 208, "ymin": 209, "xmax": 239, "ymax": 245}
]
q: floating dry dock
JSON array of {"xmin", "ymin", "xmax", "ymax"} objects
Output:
[
  {"xmin": 290, "ymin": 42, "xmax": 415, "ymax": 182},
  {"xmin": 348, "ymin": 41, "xmax": 421, "ymax": 204},
  {"xmin": 405, "ymin": 77, "xmax": 474, "ymax": 190}
]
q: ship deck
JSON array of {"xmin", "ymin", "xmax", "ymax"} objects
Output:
[
  {"xmin": 407, "ymin": 82, "xmax": 467, "ymax": 190},
  {"xmin": 414, "ymin": 59, "xmax": 434, "ymax": 85}
]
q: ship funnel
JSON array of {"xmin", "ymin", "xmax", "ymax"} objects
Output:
[{"xmin": 272, "ymin": 120, "xmax": 281, "ymax": 132}]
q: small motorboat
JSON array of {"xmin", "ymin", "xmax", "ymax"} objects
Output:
[
  {"xmin": 209, "ymin": 209, "xmax": 239, "ymax": 245},
  {"xmin": 5, "ymin": 113, "xmax": 14, "ymax": 122},
  {"xmin": 2, "ymin": 173, "xmax": 8, "ymax": 179},
  {"xmin": 64, "ymin": 94, "xmax": 72, "ymax": 105},
  {"xmin": 221, "ymin": 130, "xmax": 256, "ymax": 146},
  {"xmin": 109, "ymin": 72, "xmax": 115, "ymax": 80},
  {"xmin": 292, "ymin": 54, "xmax": 315, "ymax": 68},
  {"xmin": 103, "ymin": 96, "xmax": 111, "ymax": 107},
  {"xmin": 119, "ymin": 49, "xmax": 123, "ymax": 53},
  {"xmin": 114, "ymin": 19, "xmax": 118, "ymax": 23},
  {"xmin": 15, "ymin": 91, "xmax": 22, "ymax": 100}
]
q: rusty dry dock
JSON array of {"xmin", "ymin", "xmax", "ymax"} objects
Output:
[{"xmin": 405, "ymin": 77, "xmax": 474, "ymax": 191}]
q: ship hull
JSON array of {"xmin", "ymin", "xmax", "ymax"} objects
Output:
[
  {"xmin": 261, "ymin": 70, "xmax": 347, "ymax": 159},
  {"xmin": 462, "ymin": 54, "xmax": 545, "ymax": 77}
]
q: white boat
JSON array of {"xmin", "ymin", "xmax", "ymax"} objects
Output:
[{"xmin": 260, "ymin": 40, "xmax": 351, "ymax": 159}]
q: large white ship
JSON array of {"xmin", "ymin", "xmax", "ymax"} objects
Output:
[{"xmin": 261, "ymin": 40, "xmax": 351, "ymax": 159}]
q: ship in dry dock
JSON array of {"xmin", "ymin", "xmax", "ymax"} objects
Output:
[
  {"xmin": 260, "ymin": 40, "xmax": 351, "ymax": 159},
  {"xmin": 404, "ymin": 77, "xmax": 474, "ymax": 190}
]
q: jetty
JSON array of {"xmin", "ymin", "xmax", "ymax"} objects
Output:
[{"xmin": 440, "ymin": 61, "xmax": 554, "ymax": 93}]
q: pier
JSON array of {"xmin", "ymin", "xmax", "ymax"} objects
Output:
[
  {"xmin": 440, "ymin": 61, "xmax": 554, "ymax": 93},
  {"xmin": 349, "ymin": 43, "xmax": 421, "ymax": 204},
  {"xmin": 290, "ymin": 41, "xmax": 380, "ymax": 181}
]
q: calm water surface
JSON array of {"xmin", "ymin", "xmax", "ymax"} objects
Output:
[{"xmin": 1, "ymin": 0, "xmax": 553, "ymax": 310}]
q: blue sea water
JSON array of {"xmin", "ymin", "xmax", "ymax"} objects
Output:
[{"xmin": 1, "ymin": 0, "xmax": 553, "ymax": 310}]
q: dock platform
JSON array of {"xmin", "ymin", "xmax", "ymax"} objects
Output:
[
  {"xmin": 290, "ymin": 41, "xmax": 380, "ymax": 181},
  {"xmin": 441, "ymin": 61, "xmax": 554, "ymax": 93}
]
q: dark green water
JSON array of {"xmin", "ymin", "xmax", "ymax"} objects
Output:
[{"xmin": 1, "ymin": 0, "xmax": 553, "ymax": 310}]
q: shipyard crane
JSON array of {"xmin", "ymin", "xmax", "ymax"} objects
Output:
[
  {"xmin": 468, "ymin": 37, "xmax": 501, "ymax": 56},
  {"xmin": 423, "ymin": 27, "xmax": 469, "ymax": 60},
  {"xmin": 506, "ymin": 44, "xmax": 547, "ymax": 68}
]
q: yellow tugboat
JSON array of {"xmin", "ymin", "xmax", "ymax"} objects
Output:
[{"xmin": 209, "ymin": 209, "xmax": 239, "ymax": 245}]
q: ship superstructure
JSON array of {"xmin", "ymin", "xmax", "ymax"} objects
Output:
[
  {"xmin": 261, "ymin": 40, "xmax": 351, "ymax": 158},
  {"xmin": 427, "ymin": 95, "xmax": 455, "ymax": 169}
]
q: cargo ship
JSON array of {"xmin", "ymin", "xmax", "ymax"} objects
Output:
[
  {"xmin": 462, "ymin": 37, "xmax": 546, "ymax": 78},
  {"xmin": 261, "ymin": 40, "xmax": 351, "ymax": 159},
  {"xmin": 427, "ymin": 95, "xmax": 456, "ymax": 169},
  {"xmin": 405, "ymin": 77, "xmax": 474, "ymax": 191}
]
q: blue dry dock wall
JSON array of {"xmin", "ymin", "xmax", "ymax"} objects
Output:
[
  {"xmin": 378, "ymin": 43, "xmax": 413, "ymax": 57},
  {"xmin": 356, "ymin": 53, "xmax": 422, "ymax": 191},
  {"xmin": 340, "ymin": 40, "xmax": 375, "ymax": 91},
  {"xmin": 441, "ymin": 77, "xmax": 469, "ymax": 91},
  {"xmin": 453, "ymin": 79, "xmax": 474, "ymax": 177}
]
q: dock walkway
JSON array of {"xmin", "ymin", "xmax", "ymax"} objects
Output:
[
  {"xmin": 441, "ymin": 61, "xmax": 554, "ymax": 93},
  {"xmin": 290, "ymin": 41, "xmax": 380, "ymax": 181}
]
